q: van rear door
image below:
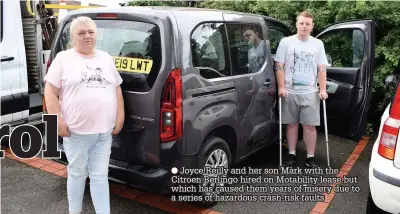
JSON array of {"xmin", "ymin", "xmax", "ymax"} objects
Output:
[{"xmin": 51, "ymin": 9, "xmax": 177, "ymax": 168}]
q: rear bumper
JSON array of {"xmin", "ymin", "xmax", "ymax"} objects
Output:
[
  {"xmin": 369, "ymin": 168, "xmax": 400, "ymax": 214},
  {"xmin": 369, "ymin": 140, "xmax": 400, "ymax": 214},
  {"xmin": 108, "ymin": 161, "xmax": 171, "ymax": 194},
  {"xmin": 108, "ymin": 152, "xmax": 198, "ymax": 194}
]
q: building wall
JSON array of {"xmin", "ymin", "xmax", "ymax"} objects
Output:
[{"xmin": 48, "ymin": 0, "xmax": 104, "ymax": 14}]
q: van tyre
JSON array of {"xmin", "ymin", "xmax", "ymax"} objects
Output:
[{"xmin": 195, "ymin": 136, "xmax": 232, "ymax": 207}]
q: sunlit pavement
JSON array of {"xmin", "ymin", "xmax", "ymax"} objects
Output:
[{"xmin": 1, "ymin": 133, "xmax": 374, "ymax": 214}]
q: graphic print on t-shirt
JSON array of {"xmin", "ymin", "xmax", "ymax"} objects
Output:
[
  {"xmin": 80, "ymin": 65, "xmax": 111, "ymax": 88},
  {"xmin": 289, "ymin": 48, "xmax": 316, "ymax": 88}
]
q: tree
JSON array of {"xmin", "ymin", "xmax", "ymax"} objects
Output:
[{"xmin": 128, "ymin": 0, "xmax": 400, "ymax": 133}]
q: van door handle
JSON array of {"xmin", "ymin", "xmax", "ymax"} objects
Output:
[
  {"xmin": 126, "ymin": 125, "xmax": 144, "ymax": 133},
  {"xmin": 263, "ymin": 79, "xmax": 272, "ymax": 87},
  {"xmin": 326, "ymin": 80, "xmax": 339, "ymax": 94},
  {"xmin": 1, "ymin": 56, "xmax": 14, "ymax": 62}
]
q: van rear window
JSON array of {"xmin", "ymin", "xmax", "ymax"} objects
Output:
[{"xmin": 56, "ymin": 19, "xmax": 162, "ymax": 92}]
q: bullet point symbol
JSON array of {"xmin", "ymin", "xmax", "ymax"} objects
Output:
[{"xmin": 171, "ymin": 167, "xmax": 178, "ymax": 174}]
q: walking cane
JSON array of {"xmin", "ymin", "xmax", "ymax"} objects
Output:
[
  {"xmin": 279, "ymin": 96, "xmax": 282, "ymax": 167},
  {"xmin": 323, "ymin": 99, "xmax": 330, "ymax": 167}
]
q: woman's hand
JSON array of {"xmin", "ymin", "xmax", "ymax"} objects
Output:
[
  {"xmin": 58, "ymin": 121, "xmax": 70, "ymax": 137},
  {"xmin": 112, "ymin": 122, "xmax": 123, "ymax": 135}
]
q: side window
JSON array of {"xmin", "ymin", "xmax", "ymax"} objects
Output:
[
  {"xmin": 191, "ymin": 23, "xmax": 231, "ymax": 79},
  {"xmin": 318, "ymin": 29, "xmax": 365, "ymax": 67},
  {"xmin": 225, "ymin": 23, "xmax": 268, "ymax": 75},
  {"xmin": 267, "ymin": 28, "xmax": 286, "ymax": 55}
]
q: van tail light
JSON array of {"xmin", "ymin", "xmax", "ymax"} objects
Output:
[
  {"xmin": 160, "ymin": 68, "xmax": 183, "ymax": 143},
  {"xmin": 378, "ymin": 85, "xmax": 400, "ymax": 160}
]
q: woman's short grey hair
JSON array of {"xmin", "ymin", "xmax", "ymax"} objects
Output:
[
  {"xmin": 67, "ymin": 16, "xmax": 96, "ymax": 48},
  {"xmin": 69, "ymin": 16, "xmax": 97, "ymax": 37}
]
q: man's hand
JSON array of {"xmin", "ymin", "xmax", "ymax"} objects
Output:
[
  {"xmin": 319, "ymin": 90, "xmax": 328, "ymax": 100},
  {"xmin": 58, "ymin": 121, "xmax": 70, "ymax": 137},
  {"xmin": 278, "ymin": 87, "xmax": 288, "ymax": 97}
]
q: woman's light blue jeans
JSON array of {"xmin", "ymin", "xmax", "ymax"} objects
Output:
[{"xmin": 63, "ymin": 129, "xmax": 113, "ymax": 214}]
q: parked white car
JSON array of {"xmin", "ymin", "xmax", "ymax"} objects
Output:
[{"xmin": 367, "ymin": 74, "xmax": 400, "ymax": 214}]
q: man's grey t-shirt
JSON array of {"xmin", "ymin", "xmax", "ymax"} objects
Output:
[
  {"xmin": 248, "ymin": 40, "xmax": 266, "ymax": 73},
  {"xmin": 274, "ymin": 35, "xmax": 328, "ymax": 94}
]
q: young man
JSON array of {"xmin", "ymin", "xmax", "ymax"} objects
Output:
[
  {"xmin": 243, "ymin": 27, "xmax": 266, "ymax": 74},
  {"xmin": 274, "ymin": 11, "xmax": 329, "ymax": 168}
]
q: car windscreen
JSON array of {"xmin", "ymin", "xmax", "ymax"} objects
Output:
[{"xmin": 55, "ymin": 19, "xmax": 162, "ymax": 92}]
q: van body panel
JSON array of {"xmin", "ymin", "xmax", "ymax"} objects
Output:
[
  {"xmin": 1, "ymin": 0, "xmax": 29, "ymax": 123},
  {"xmin": 169, "ymin": 11, "xmax": 240, "ymax": 157}
]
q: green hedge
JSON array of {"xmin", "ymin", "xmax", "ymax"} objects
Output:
[{"xmin": 129, "ymin": 0, "xmax": 400, "ymax": 133}]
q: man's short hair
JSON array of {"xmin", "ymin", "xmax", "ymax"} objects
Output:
[
  {"xmin": 243, "ymin": 25, "xmax": 263, "ymax": 38},
  {"xmin": 297, "ymin": 10, "xmax": 314, "ymax": 21}
]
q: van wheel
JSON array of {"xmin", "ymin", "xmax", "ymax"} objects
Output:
[{"xmin": 195, "ymin": 136, "xmax": 232, "ymax": 207}]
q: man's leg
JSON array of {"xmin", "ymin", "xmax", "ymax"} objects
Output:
[
  {"xmin": 303, "ymin": 125, "xmax": 317, "ymax": 157},
  {"xmin": 281, "ymin": 93, "xmax": 300, "ymax": 166},
  {"xmin": 287, "ymin": 123, "xmax": 299, "ymax": 154},
  {"xmin": 300, "ymin": 92, "xmax": 320, "ymax": 168}
]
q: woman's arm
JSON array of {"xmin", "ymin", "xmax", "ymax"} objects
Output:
[
  {"xmin": 44, "ymin": 82, "xmax": 70, "ymax": 136},
  {"xmin": 112, "ymin": 85, "xmax": 125, "ymax": 135}
]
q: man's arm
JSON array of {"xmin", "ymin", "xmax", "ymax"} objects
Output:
[
  {"xmin": 317, "ymin": 40, "xmax": 329, "ymax": 99},
  {"xmin": 275, "ymin": 62, "xmax": 285, "ymax": 89},
  {"xmin": 318, "ymin": 65, "xmax": 327, "ymax": 92},
  {"xmin": 273, "ymin": 38, "xmax": 288, "ymax": 97}
]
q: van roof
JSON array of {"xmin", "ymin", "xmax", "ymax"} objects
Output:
[{"xmin": 64, "ymin": 6, "xmax": 286, "ymax": 26}]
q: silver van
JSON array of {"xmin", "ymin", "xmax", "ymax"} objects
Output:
[{"xmin": 50, "ymin": 6, "xmax": 376, "ymax": 205}]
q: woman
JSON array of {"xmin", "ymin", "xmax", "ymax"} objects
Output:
[{"xmin": 44, "ymin": 16, "xmax": 124, "ymax": 214}]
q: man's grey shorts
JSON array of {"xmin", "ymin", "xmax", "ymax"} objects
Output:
[{"xmin": 281, "ymin": 92, "xmax": 320, "ymax": 126}]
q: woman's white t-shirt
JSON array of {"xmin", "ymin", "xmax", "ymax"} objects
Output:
[{"xmin": 44, "ymin": 48, "xmax": 123, "ymax": 134}]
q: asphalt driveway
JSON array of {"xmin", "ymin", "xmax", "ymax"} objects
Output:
[
  {"xmin": 1, "ymin": 131, "xmax": 375, "ymax": 214},
  {"xmin": 1, "ymin": 158, "xmax": 171, "ymax": 214}
]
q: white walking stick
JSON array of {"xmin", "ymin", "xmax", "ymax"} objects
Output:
[
  {"xmin": 279, "ymin": 96, "xmax": 282, "ymax": 167},
  {"xmin": 323, "ymin": 99, "xmax": 330, "ymax": 167}
]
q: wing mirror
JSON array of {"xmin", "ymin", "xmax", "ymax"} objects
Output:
[
  {"xmin": 326, "ymin": 54, "xmax": 332, "ymax": 67},
  {"xmin": 385, "ymin": 74, "xmax": 399, "ymax": 85}
]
